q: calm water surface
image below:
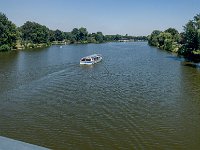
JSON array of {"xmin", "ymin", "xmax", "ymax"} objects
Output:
[{"xmin": 0, "ymin": 42, "xmax": 200, "ymax": 149}]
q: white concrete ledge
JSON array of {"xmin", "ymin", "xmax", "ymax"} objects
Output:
[{"xmin": 0, "ymin": 136, "xmax": 49, "ymax": 150}]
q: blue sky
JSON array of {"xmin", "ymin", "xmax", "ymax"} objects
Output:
[{"xmin": 0, "ymin": 0, "xmax": 200, "ymax": 35}]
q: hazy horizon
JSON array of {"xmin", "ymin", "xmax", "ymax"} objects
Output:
[{"xmin": 0, "ymin": 0, "xmax": 200, "ymax": 36}]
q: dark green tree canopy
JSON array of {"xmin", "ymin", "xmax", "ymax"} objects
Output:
[
  {"xmin": 78, "ymin": 27, "xmax": 88, "ymax": 41},
  {"xmin": 0, "ymin": 12, "xmax": 147, "ymax": 51},
  {"xmin": 0, "ymin": 12, "xmax": 19, "ymax": 51},
  {"xmin": 148, "ymin": 29, "xmax": 179, "ymax": 52},
  {"xmin": 148, "ymin": 13, "xmax": 200, "ymax": 62},
  {"xmin": 165, "ymin": 28, "xmax": 179, "ymax": 36},
  {"xmin": 54, "ymin": 29, "xmax": 64, "ymax": 41},
  {"xmin": 20, "ymin": 21, "xmax": 50, "ymax": 44},
  {"xmin": 181, "ymin": 14, "xmax": 200, "ymax": 55},
  {"xmin": 148, "ymin": 30, "xmax": 161, "ymax": 46}
]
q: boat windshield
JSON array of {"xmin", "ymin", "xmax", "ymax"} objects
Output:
[
  {"xmin": 81, "ymin": 58, "xmax": 86, "ymax": 61},
  {"xmin": 81, "ymin": 58, "xmax": 91, "ymax": 61}
]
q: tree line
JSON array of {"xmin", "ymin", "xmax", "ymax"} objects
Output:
[
  {"xmin": 148, "ymin": 14, "xmax": 200, "ymax": 62},
  {"xmin": 0, "ymin": 12, "xmax": 147, "ymax": 51}
]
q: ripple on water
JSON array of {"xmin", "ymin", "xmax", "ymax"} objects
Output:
[{"xmin": 1, "ymin": 43, "xmax": 200, "ymax": 149}]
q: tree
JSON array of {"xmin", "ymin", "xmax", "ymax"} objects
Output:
[
  {"xmin": 183, "ymin": 20, "xmax": 198, "ymax": 51},
  {"xmin": 20, "ymin": 21, "xmax": 50, "ymax": 44},
  {"xmin": 165, "ymin": 28, "xmax": 180, "ymax": 43},
  {"xmin": 95, "ymin": 32, "xmax": 104, "ymax": 43},
  {"xmin": 79, "ymin": 27, "xmax": 88, "ymax": 42},
  {"xmin": 87, "ymin": 34, "xmax": 96, "ymax": 43},
  {"xmin": 179, "ymin": 14, "xmax": 200, "ymax": 60},
  {"xmin": 148, "ymin": 29, "xmax": 178, "ymax": 52},
  {"xmin": 158, "ymin": 32, "xmax": 172, "ymax": 48},
  {"xmin": 165, "ymin": 28, "xmax": 179, "ymax": 36},
  {"xmin": 148, "ymin": 30, "xmax": 161, "ymax": 46},
  {"xmin": 0, "ymin": 12, "xmax": 19, "ymax": 51},
  {"xmin": 54, "ymin": 29, "xmax": 64, "ymax": 41},
  {"xmin": 49, "ymin": 30, "xmax": 56, "ymax": 42},
  {"xmin": 183, "ymin": 14, "xmax": 200, "ymax": 51},
  {"xmin": 194, "ymin": 14, "xmax": 200, "ymax": 49},
  {"xmin": 71, "ymin": 28, "xmax": 79, "ymax": 42},
  {"xmin": 70, "ymin": 27, "xmax": 89, "ymax": 43}
]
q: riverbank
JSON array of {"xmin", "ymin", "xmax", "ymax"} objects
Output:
[
  {"xmin": 148, "ymin": 42, "xmax": 200, "ymax": 63},
  {"xmin": 148, "ymin": 14, "xmax": 200, "ymax": 63},
  {"xmin": 11, "ymin": 40, "xmax": 148, "ymax": 51},
  {"xmin": 15, "ymin": 41, "xmax": 51, "ymax": 50}
]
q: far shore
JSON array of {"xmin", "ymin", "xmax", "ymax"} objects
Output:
[{"xmin": 12, "ymin": 40, "xmax": 147, "ymax": 51}]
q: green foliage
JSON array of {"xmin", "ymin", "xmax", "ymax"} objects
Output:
[
  {"xmin": 1, "ymin": 12, "xmax": 148, "ymax": 51},
  {"xmin": 68, "ymin": 27, "xmax": 89, "ymax": 43},
  {"xmin": 49, "ymin": 30, "xmax": 56, "ymax": 42},
  {"xmin": 165, "ymin": 28, "xmax": 179, "ymax": 36},
  {"xmin": 20, "ymin": 21, "xmax": 50, "ymax": 44},
  {"xmin": 95, "ymin": 32, "xmax": 104, "ymax": 43},
  {"xmin": 79, "ymin": 27, "xmax": 88, "ymax": 41},
  {"xmin": 71, "ymin": 28, "xmax": 79, "ymax": 42},
  {"xmin": 148, "ymin": 29, "xmax": 179, "ymax": 52},
  {"xmin": 163, "ymin": 38, "xmax": 173, "ymax": 51},
  {"xmin": 0, "ymin": 44, "xmax": 11, "ymax": 51},
  {"xmin": 183, "ymin": 20, "xmax": 198, "ymax": 50},
  {"xmin": 178, "ymin": 14, "xmax": 200, "ymax": 60},
  {"xmin": 0, "ymin": 12, "xmax": 19, "ymax": 51},
  {"xmin": 134, "ymin": 36, "xmax": 148, "ymax": 41},
  {"xmin": 158, "ymin": 32, "xmax": 172, "ymax": 48},
  {"xmin": 148, "ymin": 30, "xmax": 161, "ymax": 46},
  {"xmin": 54, "ymin": 29, "xmax": 65, "ymax": 41},
  {"xmin": 55, "ymin": 28, "xmax": 147, "ymax": 44},
  {"xmin": 148, "ymin": 13, "xmax": 200, "ymax": 62}
]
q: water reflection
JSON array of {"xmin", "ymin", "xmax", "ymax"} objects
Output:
[
  {"xmin": 0, "ymin": 51, "xmax": 20, "ymax": 93},
  {"xmin": 178, "ymin": 61, "xmax": 200, "ymax": 149}
]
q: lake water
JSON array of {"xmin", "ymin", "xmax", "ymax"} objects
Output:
[{"xmin": 0, "ymin": 42, "xmax": 200, "ymax": 149}]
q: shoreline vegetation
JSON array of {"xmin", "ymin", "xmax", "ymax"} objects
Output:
[
  {"xmin": 0, "ymin": 12, "xmax": 147, "ymax": 52},
  {"xmin": 1, "ymin": 12, "xmax": 200, "ymax": 63},
  {"xmin": 148, "ymin": 13, "xmax": 200, "ymax": 62}
]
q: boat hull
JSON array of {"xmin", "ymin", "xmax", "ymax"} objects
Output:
[{"xmin": 80, "ymin": 61, "xmax": 94, "ymax": 65}]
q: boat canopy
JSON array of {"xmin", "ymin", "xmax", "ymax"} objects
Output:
[
  {"xmin": 80, "ymin": 54, "xmax": 102, "ymax": 65},
  {"xmin": 81, "ymin": 54, "xmax": 101, "ymax": 60}
]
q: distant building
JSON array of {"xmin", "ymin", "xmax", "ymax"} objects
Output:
[{"xmin": 118, "ymin": 38, "xmax": 134, "ymax": 42}]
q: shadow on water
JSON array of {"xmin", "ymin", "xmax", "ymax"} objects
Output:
[
  {"xmin": 165, "ymin": 55, "xmax": 184, "ymax": 62},
  {"xmin": 181, "ymin": 61, "xmax": 200, "ymax": 69},
  {"xmin": 166, "ymin": 55, "xmax": 200, "ymax": 69}
]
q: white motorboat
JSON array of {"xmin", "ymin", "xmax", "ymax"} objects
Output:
[{"xmin": 80, "ymin": 54, "xmax": 102, "ymax": 65}]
